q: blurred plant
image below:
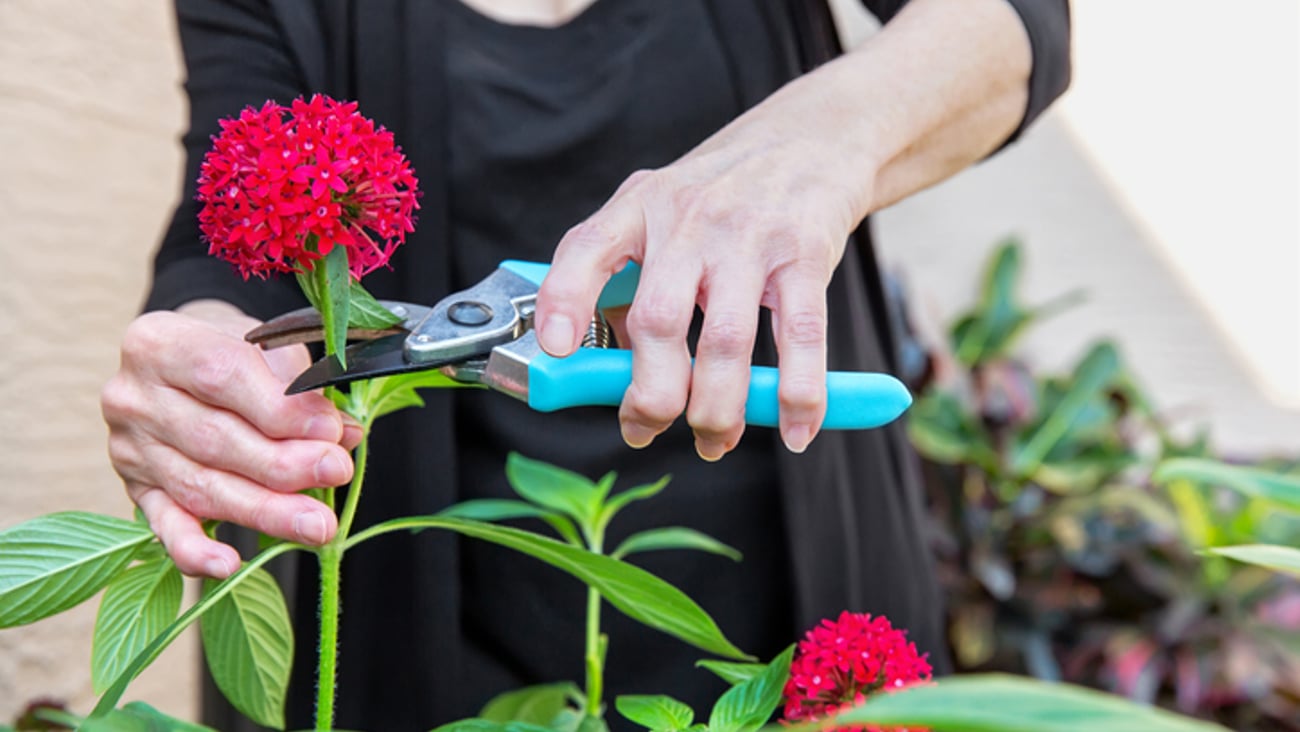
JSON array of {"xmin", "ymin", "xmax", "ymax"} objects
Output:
[{"xmin": 906, "ymin": 240, "xmax": 1300, "ymax": 731}]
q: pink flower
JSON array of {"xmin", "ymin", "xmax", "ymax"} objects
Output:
[
  {"xmin": 783, "ymin": 612, "xmax": 933, "ymax": 732},
  {"xmin": 196, "ymin": 95, "xmax": 419, "ymax": 280}
]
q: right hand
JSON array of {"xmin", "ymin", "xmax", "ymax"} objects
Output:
[{"xmin": 101, "ymin": 300, "xmax": 361, "ymax": 578}]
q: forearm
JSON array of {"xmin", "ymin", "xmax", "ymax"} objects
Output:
[{"xmin": 774, "ymin": 0, "xmax": 1035, "ymax": 218}]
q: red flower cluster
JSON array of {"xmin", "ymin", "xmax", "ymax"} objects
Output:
[
  {"xmin": 197, "ymin": 95, "xmax": 418, "ymax": 279},
  {"xmin": 783, "ymin": 612, "xmax": 933, "ymax": 732}
]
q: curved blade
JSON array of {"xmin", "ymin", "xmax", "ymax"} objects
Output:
[{"xmin": 285, "ymin": 334, "xmax": 456, "ymax": 394}]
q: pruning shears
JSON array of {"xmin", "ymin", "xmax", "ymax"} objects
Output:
[{"xmin": 247, "ymin": 260, "xmax": 912, "ymax": 429}]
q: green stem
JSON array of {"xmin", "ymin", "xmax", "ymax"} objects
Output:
[
  {"xmin": 315, "ymin": 425, "xmax": 369, "ymax": 731},
  {"xmin": 585, "ymin": 586, "xmax": 603, "ymax": 717},
  {"xmin": 315, "ymin": 544, "xmax": 343, "ymax": 731},
  {"xmin": 32, "ymin": 707, "xmax": 84, "ymax": 728},
  {"xmin": 583, "ymin": 529, "xmax": 605, "ymax": 718}
]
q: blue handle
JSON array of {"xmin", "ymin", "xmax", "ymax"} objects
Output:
[
  {"xmin": 500, "ymin": 259, "xmax": 641, "ymax": 310},
  {"xmin": 527, "ymin": 349, "xmax": 912, "ymax": 429}
]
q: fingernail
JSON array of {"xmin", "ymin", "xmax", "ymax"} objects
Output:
[
  {"xmin": 538, "ymin": 315, "xmax": 575, "ymax": 356},
  {"xmin": 294, "ymin": 511, "xmax": 329, "ymax": 545},
  {"xmin": 621, "ymin": 422, "xmax": 657, "ymax": 449},
  {"xmin": 784, "ymin": 424, "xmax": 812, "ymax": 454},
  {"xmin": 695, "ymin": 438, "xmax": 724, "ymax": 463},
  {"xmin": 315, "ymin": 452, "xmax": 348, "ymax": 485},
  {"xmin": 204, "ymin": 556, "xmax": 235, "ymax": 578},
  {"xmin": 305, "ymin": 414, "xmax": 341, "ymax": 441}
]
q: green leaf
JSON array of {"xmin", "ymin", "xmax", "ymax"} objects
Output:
[
  {"xmin": 611, "ymin": 528, "xmax": 741, "ymax": 562},
  {"xmin": 695, "ymin": 660, "xmax": 767, "ymax": 686},
  {"xmin": 506, "ymin": 453, "xmax": 602, "ymax": 530},
  {"xmin": 599, "ymin": 476, "xmax": 672, "ymax": 527},
  {"xmin": 350, "ymin": 517, "xmax": 750, "ymax": 660},
  {"xmin": 436, "ymin": 500, "xmax": 582, "ymax": 545},
  {"xmin": 347, "ymin": 281, "xmax": 403, "ymax": 329},
  {"xmin": 1010, "ymin": 342, "xmax": 1121, "ymax": 476},
  {"xmin": 1206, "ymin": 544, "xmax": 1300, "ymax": 578},
  {"xmin": 92, "ymin": 557, "xmax": 183, "ymax": 694},
  {"xmin": 1153, "ymin": 458, "xmax": 1300, "ymax": 513},
  {"xmin": 829, "ymin": 674, "xmax": 1230, "ymax": 731},
  {"xmin": 200, "ymin": 568, "xmax": 293, "ymax": 729},
  {"xmin": 355, "ymin": 371, "xmax": 478, "ymax": 424},
  {"xmin": 906, "ymin": 391, "xmax": 996, "ymax": 470},
  {"xmin": 0, "ymin": 512, "xmax": 154, "ymax": 628},
  {"xmin": 481, "ymin": 682, "xmax": 582, "ymax": 726},
  {"xmin": 80, "ymin": 701, "xmax": 217, "ymax": 731},
  {"xmin": 951, "ymin": 240, "xmax": 1035, "ymax": 365},
  {"xmin": 439, "ymin": 499, "xmax": 559, "ymax": 522},
  {"xmin": 312, "ymin": 244, "xmax": 352, "ymax": 367},
  {"xmin": 708, "ymin": 645, "xmax": 793, "ymax": 732},
  {"xmin": 91, "ymin": 543, "xmax": 298, "ymax": 719},
  {"xmin": 428, "ymin": 720, "xmax": 555, "ymax": 732},
  {"xmin": 616, "ymin": 695, "xmax": 694, "ymax": 731}
]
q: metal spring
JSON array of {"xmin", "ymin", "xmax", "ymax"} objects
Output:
[{"xmin": 582, "ymin": 313, "xmax": 614, "ymax": 349}]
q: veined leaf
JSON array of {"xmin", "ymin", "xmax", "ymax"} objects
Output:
[
  {"xmin": 1206, "ymin": 544, "xmax": 1300, "ymax": 578},
  {"xmin": 92, "ymin": 557, "xmax": 183, "ymax": 693},
  {"xmin": 91, "ymin": 543, "xmax": 298, "ymax": 719},
  {"xmin": 696, "ymin": 660, "xmax": 766, "ymax": 686},
  {"xmin": 506, "ymin": 453, "xmax": 602, "ymax": 530},
  {"xmin": 1153, "ymin": 458, "xmax": 1300, "ymax": 514},
  {"xmin": 0, "ymin": 512, "xmax": 153, "ymax": 628},
  {"xmin": 480, "ymin": 682, "xmax": 582, "ymax": 726},
  {"xmin": 436, "ymin": 500, "xmax": 581, "ymax": 546},
  {"xmin": 708, "ymin": 645, "xmax": 793, "ymax": 732},
  {"xmin": 616, "ymin": 695, "xmax": 694, "ymax": 731},
  {"xmin": 611, "ymin": 528, "xmax": 740, "ymax": 562},
  {"xmin": 80, "ymin": 701, "xmax": 217, "ymax": 731},
  {"xmin": 349, "ymin": 517, "xmax": 750, "ymax": 660},
  {"xmin": 313, "ymin": 244, "xmax": 351, "ymax": 368},
  {"xmin": 200, "ymin": 568, "xmax": 293, "ymax": 729},
  {"xmin": 830, "ymin": 674, "xmax": 1229, "ymax": 731},
  {"xmin": 347, "ymin": 281, "xmax": 403, "ymax": 328},
  {"xmin": 358, "ymin": 371, "xmax": 478, "ymax": 424}
]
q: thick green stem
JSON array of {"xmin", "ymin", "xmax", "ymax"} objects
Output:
[
  {"xmin": 315, "ymin": 544, "xmax": 343, "ymax": 731},
  {"xmin": 315, "ymin": 425, "xmax": 369, "ymax": 731},
  {"xmin": 585, "ymin": 586, "xmax": 603, "ymax": 717}
]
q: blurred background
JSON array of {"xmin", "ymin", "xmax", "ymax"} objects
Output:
[{"xmin": 0, "ymin": 0, "xmax": 1295, "ymax": 725}]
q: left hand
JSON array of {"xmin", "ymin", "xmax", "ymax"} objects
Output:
[{"xmin": 534, "ymin": 73, "xmax": 877, "ymax": 461}]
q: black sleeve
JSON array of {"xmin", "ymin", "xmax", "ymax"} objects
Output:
[
  {"xmin": 860, "ymin": 0, "xmax": 1072, "ymax": 141},
  {"xmin": 143, "ymin": 0, "xmax": 310, "ymax": 319}
]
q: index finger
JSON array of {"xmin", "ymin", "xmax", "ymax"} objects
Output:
[
  {"xmin": 536, "ymin": 191, "xmax": 647, "ymax": 357},
  {"xmin": 139, "ymin": 324, "xmax": 342, "ymax": 442}
]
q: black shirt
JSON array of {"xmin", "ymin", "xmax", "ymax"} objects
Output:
[{"xmin": 445, "ymin": 0, "xmax": 795, "ymax": 715}]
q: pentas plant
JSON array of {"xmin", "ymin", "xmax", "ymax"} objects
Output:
[{"xmin": 783, "ymin": 612, "xmax": 932, "ymax": 732}]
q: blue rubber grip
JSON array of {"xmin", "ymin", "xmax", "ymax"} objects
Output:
[
  {"xmin": 500, "ymin": 260, "xmax": 641, "ymax": 310},
  {"xmin": 527, "ymin": 350, "xmax": 912, "ymax": 429}
]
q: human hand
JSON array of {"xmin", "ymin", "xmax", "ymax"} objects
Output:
[
  {"xmin": 535, "ymin": 75, "xmax": 876, "ymax": 461},
  {"xmin": 101, "ymin": 300, "xmax": 362, "ymax": 578}
]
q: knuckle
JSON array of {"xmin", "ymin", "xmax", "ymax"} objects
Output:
[
  {"xmin": 173, "ymin": 468, "xmax": 217, "ymax": 517},
  {"xmin": 120, "ymin": 314, "xmax": 167, "ymax": 361},
  {"xmin": 700, "ymin": 313, "xmax": 754, "ymax": 360},
  {"xmin": 240, "ymin": 492, "xmax": 278, "ymax": 534},
  {"xmin": 627, "ymin": 298, "xmax": 686, "ymax": 341},
  {"xmin": 779, "ymin": 376, "xmax": 826, "ymax": 412},
  {"xmin": 99, "ymin": 376, "xmax": 137, "ymax": 422},
  {"xmin": 185, "ymin": 415, "xmax": 228, "ymax": 465},
  {"xmin": 624, "ymin": 384, "xmax": 683, "ymax": 427},
  {"xmin": 561, "ymin": 218, "xmax": 621, "ymax": 255},
  {"xmin": 263, "ymin": 448, "xmax": 306, "ymax": 491},
  {"xmin": 189, "ymin": 349, "xmax": 243, "ymax": 400},
  {"xmin": 781, "ymin": 310, "xmax": 828, "ymax": 348}
]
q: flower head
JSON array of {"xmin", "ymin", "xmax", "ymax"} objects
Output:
[
  {"xmin": 783, "ymin": 611, "xmax": 933, "ymax": 732},
  {"xmin": 197, "ymin": 95, "xmax": 419, "ymax": 280}
]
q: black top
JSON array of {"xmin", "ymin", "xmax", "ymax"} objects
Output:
[
  {"xmin": 146, "ymin": 2, "xmax": 1071, "ymax": 731},
  {"xmin": 445, "ymin": 0, "xmax": 793, "ymax": 713}
]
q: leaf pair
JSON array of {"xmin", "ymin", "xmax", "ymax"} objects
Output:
[
  {"xmin": 296, "ymin": 245, "xmax": 402, "ymax": 367},
  {"xmin": 617, "ymin": 646, "xmax": 792, "ymax": 732}
]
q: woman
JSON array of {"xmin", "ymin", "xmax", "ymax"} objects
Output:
[{"xmin": 102, "ymin": 0, "xmax": 1070, "ymax": 729}]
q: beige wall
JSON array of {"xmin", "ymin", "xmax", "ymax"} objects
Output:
[
  {"xmin": 1, "ymin": 0, "xmax": 1296, "ymax": 725},
  {"xmin": 0, "ymin": 0, "xmax": 197, "ymax": 720}
]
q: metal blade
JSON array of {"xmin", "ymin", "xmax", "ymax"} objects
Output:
[{"xmin": 285, "ymin": 334, "xmax": 458, "ymax": 394}]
